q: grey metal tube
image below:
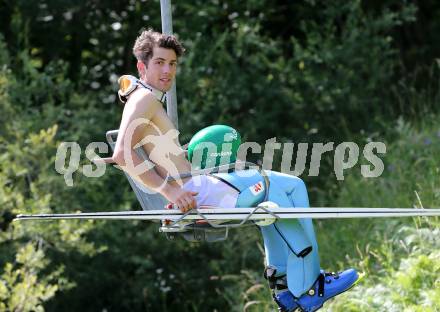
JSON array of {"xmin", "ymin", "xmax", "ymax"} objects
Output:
[{"xmin": 160, "ymin": 0, "xmax": 179, "ymax": 129}]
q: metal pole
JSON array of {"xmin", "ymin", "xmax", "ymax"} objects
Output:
[{"xmin": 160, "ymin": 0, "xmax": 179, "ymax": 129}]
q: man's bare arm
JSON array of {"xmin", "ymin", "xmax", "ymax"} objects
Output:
[
  {"xmin": 112, "ymin": 90, "xmax": 171, "ymax": 191},
  {"xmin": 112, "ymin": 90, "xmax": 197, "ymax": 211}
]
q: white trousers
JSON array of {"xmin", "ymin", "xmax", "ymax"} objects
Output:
[{"xmin": 183, "ymin": 175, "xmax": 238, "ymax": 208}]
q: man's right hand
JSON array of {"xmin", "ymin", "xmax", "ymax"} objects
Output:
[{"xmin": 164, "ymin": 186, "xmax": 198, "ymax": 213}]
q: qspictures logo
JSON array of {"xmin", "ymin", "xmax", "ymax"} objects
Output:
[{"xmin": 54, "ymin": 119, "xmax": 386, "ymax": 188}]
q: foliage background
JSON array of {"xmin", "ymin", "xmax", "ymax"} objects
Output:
[{"xmin": 0, "ymin": 0, "xmax": 439, "ymax": 311}]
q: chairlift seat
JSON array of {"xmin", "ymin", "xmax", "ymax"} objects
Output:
[{"xmin": 106, "ymin": 129, "xmax": 231, "ymax": 242}]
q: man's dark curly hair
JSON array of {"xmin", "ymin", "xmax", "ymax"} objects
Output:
[{"xmin": 133, "ymin": 28, "xmax": 185, "ymax": 63}]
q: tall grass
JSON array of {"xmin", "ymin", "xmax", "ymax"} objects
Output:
[{"xmin": 319, "ymin": 115, "xmax": 440, "ymax": 311}]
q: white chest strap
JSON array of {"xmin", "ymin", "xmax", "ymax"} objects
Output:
[{"xmin": 117, "ymin": 74, "xmax": 166, "ymax": 104}]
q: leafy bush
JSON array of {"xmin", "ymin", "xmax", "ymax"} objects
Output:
[{"xmin": 0, "ymin": 34, "xmax": 109, "ymax": 311}]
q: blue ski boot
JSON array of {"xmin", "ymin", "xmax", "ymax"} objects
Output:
[
  {"xmin": 294, "ymin": 268, "xmax": 361, "ymax": 311},
  {"xmin": 268, "ymin": 268, "xmax": 362, "ymax": 312}
]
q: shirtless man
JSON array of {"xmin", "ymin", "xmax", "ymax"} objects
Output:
[
  {"xmin": 111, "ymin": 29, "xmax": 360, "ymax": 312},
  {"xmin": 112, "ymin": 29, "xmax": 238, "ymax": 213}
]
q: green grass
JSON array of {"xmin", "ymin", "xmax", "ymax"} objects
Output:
[{"xmin": 319, "ymin": 115, "xmax": 440, "ymax": 311}]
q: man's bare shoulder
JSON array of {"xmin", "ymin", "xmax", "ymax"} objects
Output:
[{"xmin": 125, "ymin": 88, "xmax": 161, "ymax": 113}]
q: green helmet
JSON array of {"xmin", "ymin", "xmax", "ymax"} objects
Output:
[{"xmin": 188, "ymin": 125, "xmax": 241, "ymax": 170}]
